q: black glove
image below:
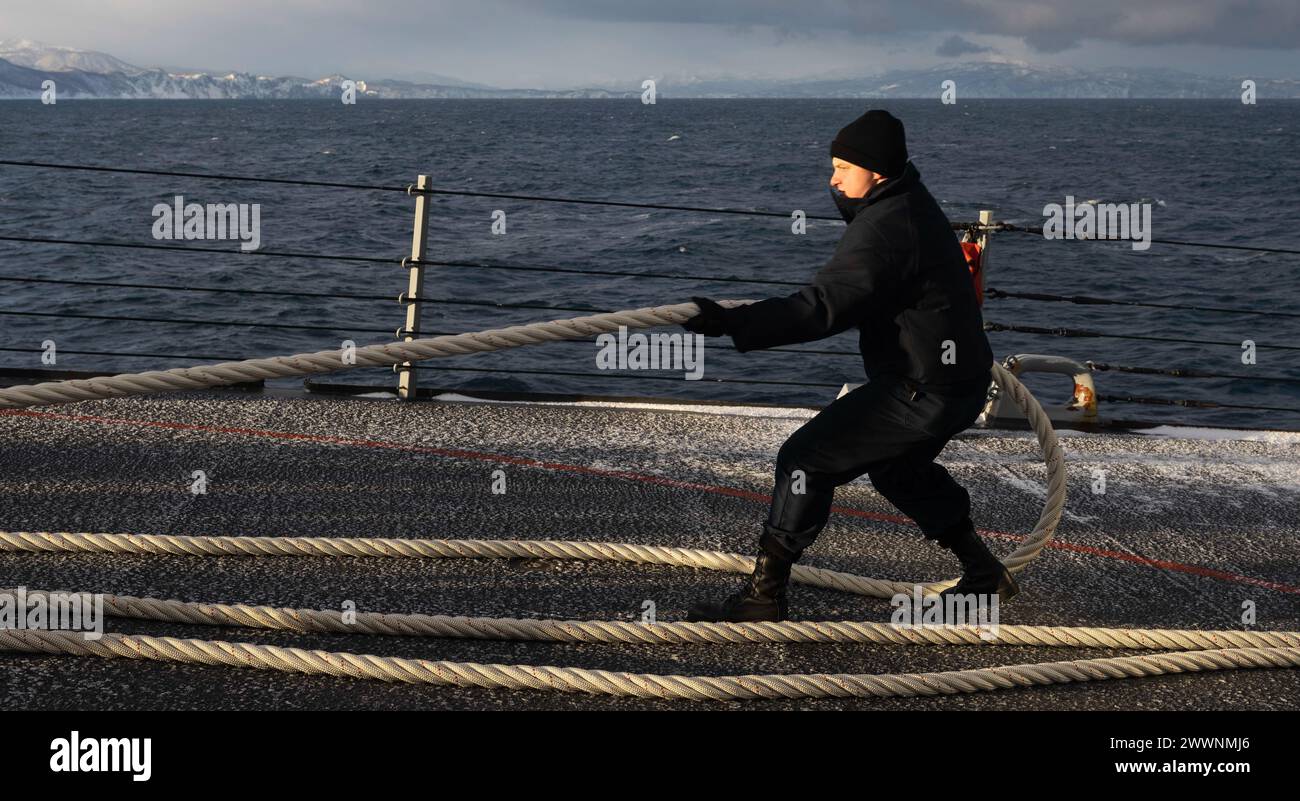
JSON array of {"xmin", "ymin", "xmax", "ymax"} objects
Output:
[{"xmin": 682, "ymin": 297, "xmax": 732, "ymax": 337}]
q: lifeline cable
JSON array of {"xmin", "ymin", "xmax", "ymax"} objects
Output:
[
  {"xmin": 1085, "ymin": 360, "xmax": 1300, "ymax": 387},
  {"xmin": 6, "ymin": 159, "xmax": 1297, "ymax": 252},
  {"xmin": 985, "ymin": 286, "xmax": 1300, "ymax": 320},
  {"xmin": 983, "ymin": 321, "xmax": 1300, "ymax": 351},
  {"xmin": 0, "ymin": 158, "xmax": 839, "ymax": 223},
  {"xmin": 0, "ymin": 233, "xmax": 807, "ymax": 286},
  {"xmin": 0, "ymin": 274, "xmax": 609, "ymax": 314},
  {"xmin": 995, "ymin": 223, "xmax": 1300, "ymax": 257}
]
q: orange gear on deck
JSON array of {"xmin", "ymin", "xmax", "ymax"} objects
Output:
[{"xmin": 961, "ymin": 240, "xmax": 984, "ymax": 307}]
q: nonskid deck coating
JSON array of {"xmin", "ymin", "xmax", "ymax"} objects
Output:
[{"xmin": 1, "ymin": 389, "xmax": 1297, "ymax": 710}]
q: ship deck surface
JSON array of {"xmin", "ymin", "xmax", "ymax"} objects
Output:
[{"xmin": 2, "ymin": 389, "xmax": 1297, "ymax": 709}]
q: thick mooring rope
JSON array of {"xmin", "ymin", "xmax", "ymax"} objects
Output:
[
  {"xmin": 1, "ymin": 301, "xmax": 1289, "ymax": 701},
  {"xmin": 4, "ymin": 629, "xmax": 1298, "ymax": 701},
  {"xmin": 6, "ymin": 587, "xmax": 1296, "ymax": 651}
]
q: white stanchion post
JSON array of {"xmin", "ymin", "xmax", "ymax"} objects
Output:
[
  {"xmin": 978, "ymin": 209, "xmax": 993, "ymax": 278},
  {"xmin": 398, "ymin": 174, "xmax": 433, "ymax": 401}
]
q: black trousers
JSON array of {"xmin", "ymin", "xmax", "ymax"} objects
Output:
[{"xmin": 763, "ymin": 373, "xmax": 989, "ymax": 557}]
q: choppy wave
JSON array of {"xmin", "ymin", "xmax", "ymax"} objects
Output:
[{"xmin": 0, "ymin": 98, "xmax": 1297, "ymax": 428}]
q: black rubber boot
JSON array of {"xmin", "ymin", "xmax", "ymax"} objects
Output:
[
  {"xmin": 937, "ymin": 516, "xmax": 1020, "ymax": 603},
  {"xmin": 686, "ymin": 533, "xmax": 797, "ymax": 622}
]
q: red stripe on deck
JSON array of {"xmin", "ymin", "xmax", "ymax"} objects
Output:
[{"xmin": 5, "ymin": 407, "xmax": 1297, "ymax": 595}]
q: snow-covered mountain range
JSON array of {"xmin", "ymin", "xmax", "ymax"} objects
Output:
[
  {"xmin": 1, "ymin": 40, "xmax": 1297, "ymax": 99},
  {"xmin": 0, "ymin": 40, "xmax": 629, "ymax": 99},
  {"xmin": 662, "ymin": 63, "xmax": 1300, "ymax": 99}
]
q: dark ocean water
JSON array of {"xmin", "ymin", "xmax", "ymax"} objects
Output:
[{"xmin": 1, "ymin": 98, "xmax": 1298, "ymax": 428}]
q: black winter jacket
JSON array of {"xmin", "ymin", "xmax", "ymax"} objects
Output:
[{"xmin": 723, "ymin": 163, "xmax": 993, "ymax": 394}]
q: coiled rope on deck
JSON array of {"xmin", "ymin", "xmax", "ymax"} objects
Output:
[{"xmin": 2, "ymin": 300, "xmax": 1288, "ymax": 701}]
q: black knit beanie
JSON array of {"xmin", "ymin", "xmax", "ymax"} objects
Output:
[{"xmin": 830, "ymin": 110, "xmax": 908, "ymax": 178}]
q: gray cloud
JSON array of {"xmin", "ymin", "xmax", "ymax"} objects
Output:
[
  {"xmin": 936, "ymin": 35, "xmax": 994, "ymax": 58},
  {"xmin": 4, "ymin": 0, "xmax": 1298, "ymax": 89},
  {"xmin": 516, "ymin": 1, "xmax": 1300, "ymax": 52}
]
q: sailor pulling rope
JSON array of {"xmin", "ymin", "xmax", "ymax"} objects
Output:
[{"xmin": 682, "ymin": 109, "xmax": 1010, "ymax": 622}]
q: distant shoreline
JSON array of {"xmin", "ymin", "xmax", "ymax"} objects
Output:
[{"xmin": 6, "ymin": 96, "xmax": 1300, "ymax": 101}]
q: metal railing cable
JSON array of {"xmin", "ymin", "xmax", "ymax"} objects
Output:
[
  {"xmin": 983, "ymin": 321, "xmax": 1300, "ymax": 352},
  {"xmin": 0, "ymin": 273, "xmax": 709, "ymax": 316},
  {"xmin": 0, "ymin": 274, "xmax": 398, "ymax": 303},
  {"xmin": 994, "ymin": 223, "xmax": 1300, "ymax": 257},
  {"xmin": 0, "ymin": 159, "xmax": 409, "ymax": 194},
  {"xmin": 6, "ymin": 160, "xmax": 1297, "ymax": 257},
  {"xmin": 0, "ymin": 234, "xmax": 807, "ymax": 287},
  {"xmin": 0, "ymin": 309, "xmax": 400, "ymax": 336},
  {"xmin": 985, "ymin": 287, "xmax": 1300, "ymax": 320},
  {"xmin": 0, "ymin": 346, "xmax": 251, "ymax": 363},
  {"xmin": 0, "ymin": 281, "xmax": 612, "ymax": 316},
  {"xmin": 1098, "ymin": 393, "xmax": 1300, "ymax": 415},
  {"xmin": 408, "ymin": 257, "xmax": 806, "ymax": 286},
  {"xmin": 0, "ymin": 158, "xmax": 868, "ymax": 224},
  {"xmin": 1085, "ymin": 360, "xmax": 1300, "ymax": 387},
  {"xmin": 0, "ymin": 233, "xmax": 393, "ymax": 264},
  {"xmin": 7, "ymin": 273, "xmax": 1293, "ymax": 325},
  {"xmin": 6, "ymin": 240, "xmax": 1292, "ymax": 329}
]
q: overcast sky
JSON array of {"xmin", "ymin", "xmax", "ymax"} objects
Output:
[{"xmin": 6, "ymin": 1, "xmax": 1300, "ymax": 87}]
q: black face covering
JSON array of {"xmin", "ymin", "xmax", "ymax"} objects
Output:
[{"xmin": 829, "ymin": 185, "xmax": 869, "ymax": 224}]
